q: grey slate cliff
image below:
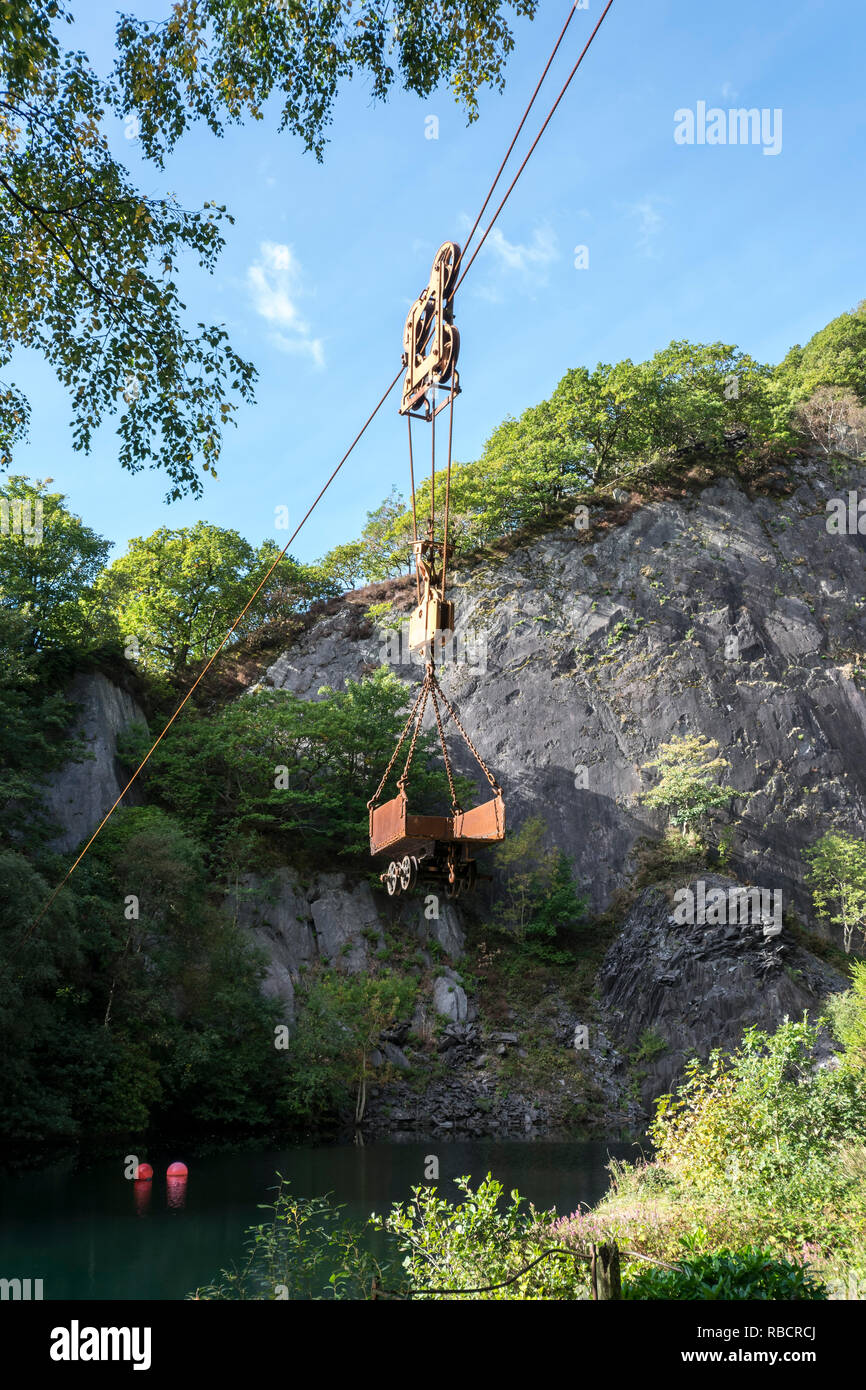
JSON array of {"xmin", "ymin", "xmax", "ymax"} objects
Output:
[
  {"xmin": 259, "ymin": 456, "xmax": 866, "ymax": 934},
  {"xmin": 228, "ymin": 866, "xmax": 466, "ymax": 1022},
  {"xmin": 597, "ymin": 876, "xmax": 847, "ymax": 1114},
  {"xmin": 38, "ymin": 457, "xmax": 864, "ymax": 1138},
  {"xmin": 44, "ymin": 671, "xmax": 147, "ymax": 853}
]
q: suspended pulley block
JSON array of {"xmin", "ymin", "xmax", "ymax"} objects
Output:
[
  {"xmin": 400, "ymin": 241, "xmax": 462, "ymax": 420},
  {"xmin": 367, "ymin": 234, "xmax": 505, "ymax": 892},
  {"xmin": 408, "ymin": 534, "xmax": 454, "ymax": 654}
]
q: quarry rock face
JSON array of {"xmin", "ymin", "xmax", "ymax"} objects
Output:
[
  {"xmin": 44, "ymin": 671, "xmax": 147, "ymax": 853},
  {"xmin": 597, "ymin": 876, "xmax": 847, "ymax": 1113},
  {"xmin": 432, "ymin": 971, "xmax": 469, "ymax": 1022},
  {"xmin": 42, "ymin": 458, "xmax": 866, "ymax": 1135},
  {"xmin": 227, "ymin": 868, "xmax": 466, "ymax": 1020},
  {"xmin": 260, "ymin": 458, "xmax": 866, "ymax": 929}
]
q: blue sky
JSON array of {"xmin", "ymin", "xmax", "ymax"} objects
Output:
[{"xmin": 8, "ymin": 0, "xmax": 866, "ymax": 566}]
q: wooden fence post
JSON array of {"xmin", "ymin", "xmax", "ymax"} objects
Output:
[{"xmin": 595, "ymin": 1242, "xmax": 621, "ymax": 1300}]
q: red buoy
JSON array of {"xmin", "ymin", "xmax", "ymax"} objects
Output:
[
  {"xmin": 136, "ymin": 1162, "xmax": 153, "ymax": 1181},
  {"xmin": 166, "ymin": 1161, "xmax": 188, "ymax": 1177}
]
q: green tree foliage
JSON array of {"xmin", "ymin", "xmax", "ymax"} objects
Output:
[
  {"xmin": 3, "ymin": 2, "xmax": 534, "ymax": 493},
  {"xmin": 319, "ymin": 339, "xmax": 779, "ymax": 583},
  {"xmin": 351, "ymin": 486, "xmax": 414, "ymax": 583},
  {"xmin": 773, "ymin": 301, "xmax": 866, "ymax": 416},
  {"xmin": 111, "ymin": 1, "xmax": 539, "ymax": 164},
  {"xmin": 494, "ymin": 815, "xmax": 587, "ymax": 962},
  {"xmin": 315, "ymin": 308, "xmax": 865, "ymax": 588},
  {"xmin": 374, "ymin": 1174, "xmax": 578, "ymax": 1299},
  {"xmin": 536, "ymin": 343, "xmax": 771, "ymax": 490},
  {"xmin": 638, "ymin": 341, "xmax": 773, "ymax": 451},
  {"xmin": 640, "ymin": 734, "xmax": 736, "ymax": 837},
  {"xmin": 804, "ymin": 831, "xmax": 866, "ymax": 954},
  {"xmin": 0, "ymin": 808, "xmax": 286, "ymax": 1144},
  {"xmin": 196, "ymin": 1174, "xmax": 586, "ymax": 1300},
  {"xmin": 192, "ymin": 1183, "xmax": 398, "ymax": 1301},
  {"xmin": 94, "ymin": 520, "xmax": 329, "ymax": 673},
  {"xmin": 0, "ymin": 608, "xmax": 86, "ymax": 846},
  {"xmin": 118, "ymin": 667, "xmax": 464, "ymax": 864},
  {"xmin": 0, "ymin": 476, "xmax": 112, "ymax": 647},
  {"xmin": 0, "ymin": 850, "xmax": 97, "ymax": 1142},
  {"xmin": 286, "ymin": 968, "xmax": 417, "ymax": 1125},
  {"xmin": 311, "ymin": 539, "xmax": 367, "ymax": 594},
  {"xmin": 95, "ymin": 809, "xmax": 285, "ymax": 1131},
  {"xmin": 0, "ymin": 1, "xmax": 255, "ymax": 496},
  {"xmin": 0, "ymin": 471, "xmax": 464, "ymax": 1144}
]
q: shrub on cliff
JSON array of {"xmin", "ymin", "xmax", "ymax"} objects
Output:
[
  {"xmin": 284, "ymin": 968, "xmax": 417, "ymax": 1126},
  {"xmin": 493, "ymin": 816, "xmax": 588, "ymax": 962},
  {"xmin": 828, "ymin": 961, "xmax": 866, "ymax": 1070},
  {"xmin": 650, "ymin": 1018, "xmax": 866, "ymax": 1193},
  {"xmin": 804, "ymin": 831, "xmax": 866, "ymax": 954},
  {"xmin": 639, "ymin": 733, "xmax": 740, "ymax": 838}
]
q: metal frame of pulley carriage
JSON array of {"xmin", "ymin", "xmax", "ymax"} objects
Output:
[{"xmin": 401, "ymin": 373, "xmax": 461, "ymax": 422}]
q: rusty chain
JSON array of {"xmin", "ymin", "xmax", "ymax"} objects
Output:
[
  {"xmin": 366, "ymin": 676, "xmax": 428, "ymax": 810},
  {"xmin": 368, "ymin": 659, "xmax": 500, "ymax": 814},
  {"xmin": 429, "ymin": 682, "xmax": 462, "ymax": 815},
  {"xmin": 434, "ymin": 680, "xmax": 501, "ymax": 793},
  {"xmin": 398, "ymin": 677, "xmax": 431, "ymax": 791}
]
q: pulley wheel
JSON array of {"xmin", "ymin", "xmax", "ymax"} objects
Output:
[
  {"xmin": 438, "ymin": 323, "xmax": 460, "ymax": 384},
  {"xmin": 435, "ymin": 241, "xmax": 461, "ymax": 300},
  {"xmin": 385, "ymin": 861, "xmax": 399, "ymax": 896}
]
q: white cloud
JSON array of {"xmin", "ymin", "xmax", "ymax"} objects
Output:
[
  {"xmin": 246, "ymin": 241, "xmax": 324, "ymax": 368},
  {"xmin": 463, "ymin": 222, "xmax": 559, "ymax": 301},
  {"xmin": 269, "ymin": 330, "xmax": 325, "ymax": 369},
  {"xmin": 625, "ymin": 198, "xmax": 665, "ymax": 257},
  {"xmin": 721, "ymin": 80, "xmax": 739, "ymax": 100},
  {"xmin": 485, "ymin": 223, "xmax": 559, "ymax": 279}
]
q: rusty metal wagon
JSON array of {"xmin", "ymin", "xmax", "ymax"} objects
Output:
[{"xmin": 368, "ymin": 663, "xmax": 505, "ymax": 898}]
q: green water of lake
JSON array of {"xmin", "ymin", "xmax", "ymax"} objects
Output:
[{"xmin": 0, "ymin": 1139, "xmax": 641, "ymax": 1300}]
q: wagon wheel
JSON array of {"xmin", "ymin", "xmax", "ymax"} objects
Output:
[
  {"xmin": 409, "ymin": 855, "xmax": 420, "ymax": 891},
  {"xmin": 385, "ymin": 860, "xmax": 399, "ymax": 897},
  {"xmin": 399, "ymin": 855, "xmax": 413, "ymax": 892}
]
